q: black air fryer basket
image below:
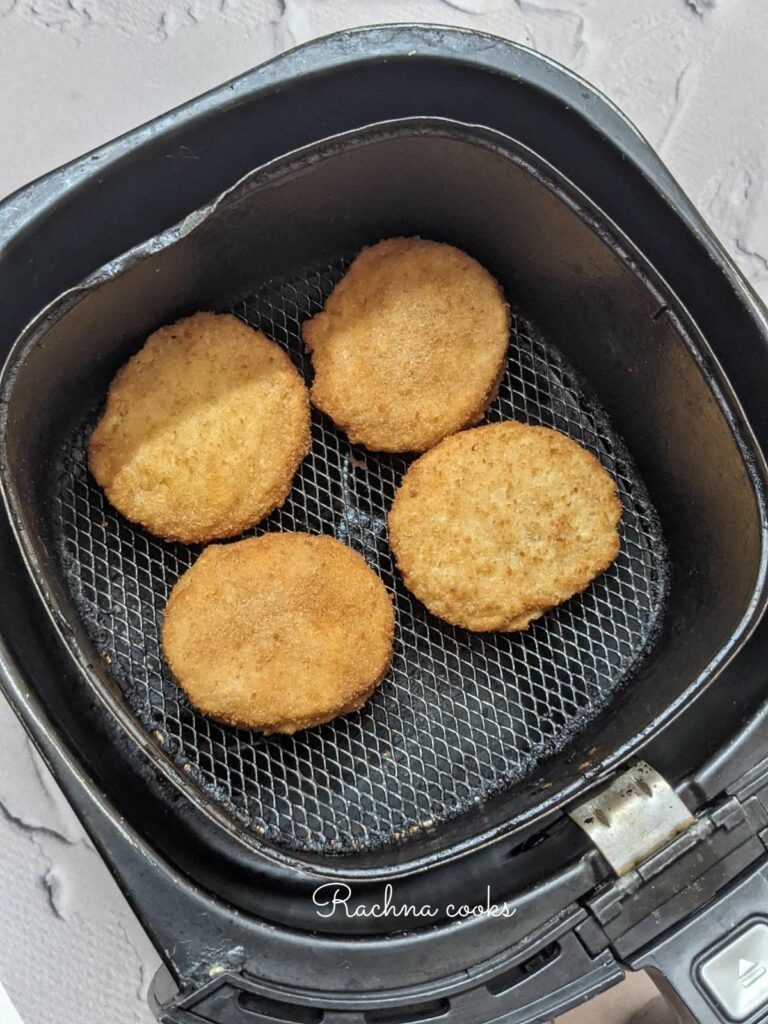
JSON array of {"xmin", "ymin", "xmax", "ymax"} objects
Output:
[{"xmin": 3, "ymin": 26, "xmax": 768, "ymax": 1024}]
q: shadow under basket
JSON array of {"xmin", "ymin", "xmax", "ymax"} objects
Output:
[{"xmin": 2, "ymin": 118, "xmax": 767, "ymax": 870}]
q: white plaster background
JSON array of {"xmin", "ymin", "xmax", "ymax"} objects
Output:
[{"xmin": 0, "ymin": 2, "xmax": 766, "ymax": 1022}]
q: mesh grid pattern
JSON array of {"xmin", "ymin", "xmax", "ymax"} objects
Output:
[{"xmin": 52, "ymin": 255, "xmax": 667, "ymax": 855}]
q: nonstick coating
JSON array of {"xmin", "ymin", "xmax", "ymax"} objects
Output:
[{"xmin": 51, "ymin": 254, "xmax": 667, "ymax": 855}]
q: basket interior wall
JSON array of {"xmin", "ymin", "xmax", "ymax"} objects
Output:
[{"xmin": 3, "ymin": 127, "xmax": 763, "ymax": 862}]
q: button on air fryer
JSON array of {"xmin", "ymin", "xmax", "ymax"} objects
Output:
[{"xmin": 699, "ymin": 923, "xmax": 768, "ymax": 1020}]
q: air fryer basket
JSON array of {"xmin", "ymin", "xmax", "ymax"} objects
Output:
[{"xmin": 2, "ymin": 119, "xmax": 766, "ymax": 873}]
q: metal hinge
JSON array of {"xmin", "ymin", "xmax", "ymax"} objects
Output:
[
  {"xmin": 570, "ymin": 761, "xmax": 768, "ymax": 962},
  {"xmin": 568, "ymin": 761, "xmax": 694, "ymax": 876}
]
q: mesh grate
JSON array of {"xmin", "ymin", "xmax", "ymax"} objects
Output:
[{"xmin": 52, "ymin": 254, "xmax": 667, "ymax": 855}]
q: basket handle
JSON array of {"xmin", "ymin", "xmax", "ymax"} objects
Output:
[{"xmin": 630, "ymin": 859, "xmax": 768, "ymax": 1022}]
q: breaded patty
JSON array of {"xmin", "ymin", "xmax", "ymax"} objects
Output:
[
  {"xmin": 89, "ymin": 312, "xmax": 310, "ymax": 544},
  {"xmin": 161, "ymin": 533, "xmax": 395, "ymax": 733},
  {"xmin": 388, "ymin": 422, "xmax": 621, "ymax": 632},
  {"xmin": 303, "ymin": 237, "xmax": 509, "ymax": 452}
]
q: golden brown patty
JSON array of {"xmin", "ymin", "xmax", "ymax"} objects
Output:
[
  {"xmin": 89, "ymin": 312, "xmax": 310, "ymax": 544},
  {"xmin": 161, "ymin": 533, "xmax": 395, "ymax": 733},
  {"xmin": 388, "ymin": 422, "xmax": 621, "ymax": 632},
  {"xmin": 303, "ymin": 237, "xmax": 509, "ymax": 452}
]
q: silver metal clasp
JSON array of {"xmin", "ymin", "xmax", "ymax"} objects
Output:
[{"xmin": 568, "ymin": 761, "xmax": 695, "ymax": 876}]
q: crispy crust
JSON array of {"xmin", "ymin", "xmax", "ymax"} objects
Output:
[
  {"xmin": 388, "ymin": 421, "xmax": 621, "ymax": 632},
  {"xmin": 303, "ymin": 237, "xmax": 510, "ymax": 452},
  {"xmin": 88, "ymin": 312, "xmax": 310, "ymax": 543},
  {"xmin": 161, "ymin": 533, "xmax": 395, "ymax": 733}
]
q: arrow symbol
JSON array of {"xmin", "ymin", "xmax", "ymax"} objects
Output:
[{"xmin": 739, "ymin": 958, "xmax": 767, "ymax": 989}]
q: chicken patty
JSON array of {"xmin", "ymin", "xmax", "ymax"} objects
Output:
[
  {"xmin": 303, "ymin": 237, "xmax": 509, "ymax": 452},
  {"xmin": 161, "ymin": 533, "xmax": 395, "ymax": 733},
  {"xmin": 388, "ymin": 421, "xmax": 621, "ymax": 631},
  {"xmin": 89, "ymin": 312, "xmax": 310, "ymax": 543}
]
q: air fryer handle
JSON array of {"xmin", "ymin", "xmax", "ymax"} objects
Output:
[{"xmin": 630, "ymin": 858, "xmax": 768, "ymax": 1023}]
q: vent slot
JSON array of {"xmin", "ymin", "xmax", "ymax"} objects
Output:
[
  {"xmin": 238, "ymin": 992, "xmax": 324, "ymax": 1024},
  {"xmin": 486, "ymin": 941, "xmax": 561, "ymax": 996},
  {"xmin": 364, "ymin": 998, "xmax": 450, "ymax": 1024}
]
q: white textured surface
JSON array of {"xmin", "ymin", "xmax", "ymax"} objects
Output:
[{"xmin": 0, "ymin": 3, "xmax": 765, "ymax": 1022}]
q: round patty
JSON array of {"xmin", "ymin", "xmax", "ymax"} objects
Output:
[
  {"xmin": 161, "ymin": 533, "xmax": 395, "ymax": 733},
  {"xmin": 388, "ymin": 421, "xmax": 621, "ymax": 632},
  {"xmin": 303, "ymin": 237, "xmax": 509, "ymax": 452},
  {"xmin": 89, "ymin": 312, "xmax": 310, "ymax": 544}
]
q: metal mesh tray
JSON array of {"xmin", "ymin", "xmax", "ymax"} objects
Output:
[{"xmin": 52, "ymin": 253, "xmax": 667, "ymax": 855}]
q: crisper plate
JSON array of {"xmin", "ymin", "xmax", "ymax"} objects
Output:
[{"xmin": 52, "ymin": 253, "xmax": 666, "ymax": 855}]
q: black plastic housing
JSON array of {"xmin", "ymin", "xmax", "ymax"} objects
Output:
[{"xmin": 1, "ymin": 25, "xmax": 768, "ymax": 1024}]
